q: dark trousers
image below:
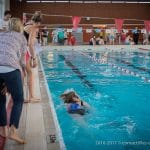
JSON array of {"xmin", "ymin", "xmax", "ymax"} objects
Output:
[{"xmin": 0, "ymin": 69, "xmax": 24, "ymax": 128}]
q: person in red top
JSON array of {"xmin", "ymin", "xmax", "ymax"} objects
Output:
[{"xmin": 69, "ymin": 34, "xmax": 76, "ymax": 46}]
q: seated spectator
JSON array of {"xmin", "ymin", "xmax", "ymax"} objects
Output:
[
  {"xmin": 121, "ymin": 31, "xmax": 126, "ymax": 44},
  {"xmin": 143, "ymin": 33, "xmax": 149, "ymax": 45}
]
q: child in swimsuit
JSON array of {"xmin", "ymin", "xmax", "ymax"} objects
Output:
[{"xmin": 60, "ymin": 91, "xmax": 90, "ymax": 115}]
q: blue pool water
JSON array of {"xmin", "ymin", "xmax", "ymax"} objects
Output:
[{"xmin": 40, "ymin": 50, "xmax": 150, "ymax": 150}]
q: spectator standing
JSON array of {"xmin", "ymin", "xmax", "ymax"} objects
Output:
[
  {"xmin": 121, "ymin": 30, "xmax": 126, "ymax": 44},
  {"xmin": 51, "ymin": 29, "xmax": 58, "ymax": 45},
  {"xmin": 0, "ymin": 18, "xmax": 27, "ymax": 144},
  {"xmin": 57, "ymin": 29, "xmax": 65, "ymax": 45},
  {"xmin": 0, "ymin": 10, "xmax": 12, "ymax": 31},
  {"xmin": 69, "ymin": 34, "xmax": 76, "ymax": 46},
  {"xmin": 42, "ymin": 26, "xmax": 49, "ymax": 46},
  {"xmin": 24, "ymin": 11, "xmax": 42, "ymax": 103},
  {"xmin": 132, "ymin": 27, "xmax": 140, "ymax": 45}
]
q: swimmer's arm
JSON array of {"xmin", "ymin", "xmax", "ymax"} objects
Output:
[
  {"xmin": 82, "ymin": 101, "xmax": 91, "ymax": 109},
  {"xmin": 20, "ymin": 35, "xmax": 28, "ymax": 67}
]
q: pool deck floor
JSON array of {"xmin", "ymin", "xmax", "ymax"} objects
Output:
[{"xmin": 2, "ymin": 59, "xmax": 61, "ymax": 150}]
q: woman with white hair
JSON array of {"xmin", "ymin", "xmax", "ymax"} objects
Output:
[{"xmin": 0, "ymin": 18, "xmax": 27, "ymax": 144}]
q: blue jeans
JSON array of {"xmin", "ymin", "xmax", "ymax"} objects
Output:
[{"xmin": 0, "ymin": 69, "xmax": 24, "ymax": 128}]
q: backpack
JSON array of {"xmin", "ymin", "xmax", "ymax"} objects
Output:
[{"xmin": 57, "ymin": 31, "xmax": 64, "ymax": 42}]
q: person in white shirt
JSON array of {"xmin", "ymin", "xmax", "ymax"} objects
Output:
[
  {"xmin": 0, "ymin": 10, "xmax": 12, "ymax": 31},
  {"xmin": 99, "ymin": 36, "xmax": 105, "ymax": 45}
]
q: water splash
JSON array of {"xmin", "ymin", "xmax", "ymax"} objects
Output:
[
  {"xmin": 64, "ymin": 88, "xmax": 75, "ymax": 93},
  {"xmin": 95, "ymin": 92, "xmax": 102, "ymax": 99}
]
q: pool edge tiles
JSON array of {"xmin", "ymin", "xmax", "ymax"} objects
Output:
[
  {"xmin": 38, "ymin": 56, "xmax": 66, "ymax": 150},
  {"xmin": 42, "ymin": 45, "xmax": 150, "ymax": 52}
]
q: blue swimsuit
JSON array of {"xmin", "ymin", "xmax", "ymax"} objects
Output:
[{"xmin": 67, "ymin": 102, "xmax": 88, "ymax": 115}]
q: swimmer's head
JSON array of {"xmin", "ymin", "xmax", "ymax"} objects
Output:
[{"xmin": 60, "ymin": 91, "xmax": 79, "ymax": 103}]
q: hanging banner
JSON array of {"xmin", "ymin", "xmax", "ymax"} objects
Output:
[
  {"xmin": 86, "ymin": 29, "xmax": 92, "ymax": 33},
  {"xmin": 144, "ymin": 20, "xmax": 150, "ymax": 32},
  {"xmin": 123, "ymin": 29, "xmax": 128, "ymax": 33},
  {"xmin": 106, "ymin": 29, "xmax": 111, "ymax": 33},
  {"xmin": 72, "ymin": 16, "xmax": 81, "ymax": 31},
  {"xmin": 76, "ymin": 27, "xmax": 83, "ymax": 33},
  {"xmin": 67, "ymin": 29, "xmax": 72, "ymax": 32},
  {"xmin": 23, "ymin": 13, "xmax": 27, "ymax": 24},
  {"xmin": 141, "ymin": 29, "xmax": 146, "ymax": 34},
  {"xmin": 115, "ymin": 19, "xmax": 124, "ymax": 33}
]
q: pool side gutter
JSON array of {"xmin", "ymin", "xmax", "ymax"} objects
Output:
[
  {"xmin": 42, "ymin": 45, "xmax": 150, "ymax": 52},
  {"xmin": 38, "ymin": 56, "xmax": 66, "ymax": 150}
]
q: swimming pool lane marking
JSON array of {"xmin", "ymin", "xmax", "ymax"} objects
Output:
[
  {"xmin": 59, "ymin": 53, "xmax": 117, "ymax": 102},
  {"xmin": 100, "ymin": 53, "xmax": 150, "ymax": 82},
  {"xmin": 115, "ymin": 58, "xmax": 150, "ymax": 74},
  {"xmin": 105, "ymin": 48, "xmax": 150, "ymax": 81},
  {"xmin": 39, "ymin": 56, "xmax": 66, "ymax": 150},
  {"xmin": 92, "ymin": 49, "xmax": 150, "ymax": 75},
  {"xmin": 110, "ymin": 51, "xmax": 150, "ymax": 82},
  {"xmin": 139, "ymin": 48, "xmax": 150, "ymax": 51},
  {"xmin": 74, "ymin": 50, "xmax": 150, "ymax": 83},
  {"xmin": 59, "ymin": 55, "xmax": 98, "ymax": 91}
]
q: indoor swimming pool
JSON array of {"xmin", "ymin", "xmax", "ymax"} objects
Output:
[{"xmin": 40, "ymin": 49, "xmax": 150, "ymax": 150}]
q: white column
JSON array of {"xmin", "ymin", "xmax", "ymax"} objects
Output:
[
  {"xmin": 5, "ymin": 0, "xmax": 10, "ymax": 10},
  {"xmin": 0, "ymin": 0, "xmax": 4, "ymax": 18},
  {"xmin": 0, "ymin": 0, "xmax": 10, "ymax": 18}
]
